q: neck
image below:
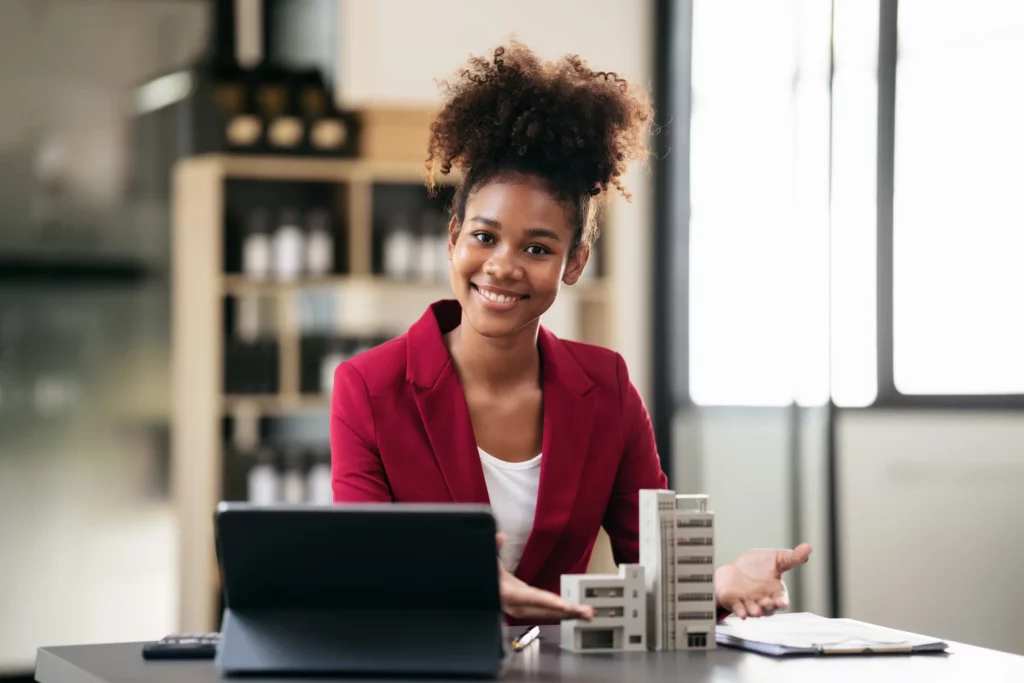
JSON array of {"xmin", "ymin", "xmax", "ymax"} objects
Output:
[{"xmin": 446, "ymin": 315, "xmax": 541, "ymax": 391}]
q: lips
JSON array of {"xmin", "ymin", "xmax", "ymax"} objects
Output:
[{"xmin": 471, "ymin": 283, "xmax": 528, "ymax": 308}]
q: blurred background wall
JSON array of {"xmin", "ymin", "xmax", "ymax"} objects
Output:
[{"xmin": 0, "ymin": 0, "xmax": 1021, "ymax": 677}]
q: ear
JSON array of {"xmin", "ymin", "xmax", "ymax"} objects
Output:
[
  {"xmin": 446, "ymin": 216, "xmax": 460, "ymax": 259},
  {"xmin": 562, "ymin": 243, "xmax": 590, "ymax": 286}
]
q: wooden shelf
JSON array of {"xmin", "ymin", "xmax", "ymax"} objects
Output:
[
  {"xmin": 222, "ymin": 273, "xmax": 609, "ymax": 301},
  {"xmin": 221, "ymin": 274, "xmax": 451, "ymax": 297},
  {"xmin": 185, "ymin": 153, "xmax": 461, "ymax": 185},
  {"xmin": 222, "ymin": 394, "xmax": 330, "ymax": 415}
]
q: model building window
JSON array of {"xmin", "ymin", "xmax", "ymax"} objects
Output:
[{"xmin": 580, "ymin": 630, "xmax": 615, "ymax": 650}]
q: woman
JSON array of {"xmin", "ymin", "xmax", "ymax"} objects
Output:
[{"xmin": 331, "ymin": 42, "xmax": 811, "ymax": 623}]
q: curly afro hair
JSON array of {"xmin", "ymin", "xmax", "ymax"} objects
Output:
[{"xmin": 426, "ymin": 41, "xmax": 653, "ymax": 251}]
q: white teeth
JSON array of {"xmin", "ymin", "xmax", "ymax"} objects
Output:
[{"xmin": 478, "ymin": 288, "xmax": 519, "ymax": 304}]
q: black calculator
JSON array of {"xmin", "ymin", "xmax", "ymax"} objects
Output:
[{"xmin": 141, "ymin": 632, "xmax": 219, "ymax": 660}]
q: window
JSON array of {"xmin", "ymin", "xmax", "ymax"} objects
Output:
[
  {"xmin": 677, "ymin": 537, "xmax": 711, "ymax": 546},
  {"xmin": 629, "ymin": 634, "xmax": 643, "ymax": 644},
  {"xmin": 688, "ymin": 0, "xmax": 847, "ymax": 406},
  {"xmin": 593, "ymin": 606, "xmax": 624, "ymax": 618},
  {"xmin": 679, "ymin": 593, "xmax": 715, "ymax": 602},
  {"xmin": 678, "ymin": 611, "xmax": 715, "ymax": 621},
  {"xmin": 584, "ymin": 586, "xmax": 624, "ymax": 599},
  {"xmin": 677, "ymin": 574, "xmax": 713, "ymax": 584},
  {"xmin": 580, "ymin": 630, "xmax": 615, "ymax": 650},
  {"xmin": 892, "ymin": 0, "xmax": 1024, "ymax": 395},
  {"xmin": 830, "ymin": 0, "xmax": 881, "ymax": 406}
]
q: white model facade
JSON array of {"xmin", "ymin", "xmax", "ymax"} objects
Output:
[
  {"xmin": 559, "ymin": 564, "xmax": 646, "ymax": 653},
  {"xmin": 639, "ymin": 490, "xmax": 717, "ymax": 650}
]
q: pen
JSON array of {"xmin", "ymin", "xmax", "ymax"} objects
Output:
[{"xmin": 511, "ymin": 626, "xmax": 540, "ymax": 652}]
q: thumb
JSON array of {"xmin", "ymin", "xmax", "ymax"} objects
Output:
[
  {"xmin": 775, "ymin": 543, "xmax": 812, "ymax": 575},
  {"xmin": 495, "ymin": 532, "xmax": 506, "ymax": 552}
]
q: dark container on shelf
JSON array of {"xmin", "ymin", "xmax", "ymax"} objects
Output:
[{"xmin": 223, "ymin": 338, "xmax": 280, "ymax": 395}]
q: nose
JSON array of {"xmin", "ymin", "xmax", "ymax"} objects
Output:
[{"xmin": 484, "ymin": 245, "xmax": 524, "ymax": 281}]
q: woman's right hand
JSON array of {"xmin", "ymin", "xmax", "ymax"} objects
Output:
[{"xmin": 496, "ymin": 533, "xmax": 594, "ymax": 622}]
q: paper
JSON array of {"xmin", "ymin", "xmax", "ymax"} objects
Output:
[{"xmin": 716, "ymin": 612, "xmax": 948, "ymax": 656}]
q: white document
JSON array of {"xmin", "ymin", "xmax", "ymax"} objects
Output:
[{"xmin": 716, "ymin": 612, "xmax": 948, "ymax": 656}]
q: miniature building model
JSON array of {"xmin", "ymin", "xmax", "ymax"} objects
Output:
[
  {"xmin": 560, "ymin": 564, "xmax": 647, "ymax": 653},
  {"xmin": 639, "ymin": 490, "xmax": 717, "ymax": 650}
]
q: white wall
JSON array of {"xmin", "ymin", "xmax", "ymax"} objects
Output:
[
  {"xmin": 335, "ymin": 0, "xmax": 655, "ymax": 401},
  {"xmin": 679, "ymin": 406, "xmax": 1024, "ymax": 654},
  {"xmin": 335, "ymin": 0, "xmax": 651, "ymax": 109},
  {"xmin": 673, "ymin": 407, "xmax": 826, "ymax": 614},
  {"xmin": 838, "ymin": 409, "xmax": 1024, "ymax": 655}
]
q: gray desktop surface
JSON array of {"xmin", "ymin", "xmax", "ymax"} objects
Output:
[{"xmin": 34, "ymin": 626, "xmax": 1024, "ymax": 683}]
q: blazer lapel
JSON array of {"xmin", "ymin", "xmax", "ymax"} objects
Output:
[
  {"xmin": 514, "ymin": 326, "xmax": 595, "ymax": 586},
  {"xmin": 407, "ymin": 301, "xmax": 490, "ymax": 504}
]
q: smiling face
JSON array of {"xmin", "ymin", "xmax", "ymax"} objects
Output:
[{"xmin": 447, "ymin": 176, "xmax": 589, "ymax": 340}]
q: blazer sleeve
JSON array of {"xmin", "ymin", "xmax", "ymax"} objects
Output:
[
  {"xmin": 602, "ymin": 353, "xmax": 670, "ymax": 565},
  {"xmin": 330, "ymin": 361, "xmax": 394, "ymax": 502}
]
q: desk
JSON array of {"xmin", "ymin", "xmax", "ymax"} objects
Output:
[{"xmin": 35, "ymin": 626, "xmax": 1024, "ymax": 683}]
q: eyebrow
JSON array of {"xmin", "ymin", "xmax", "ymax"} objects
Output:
[{"xmin": 468, "ymin": 215, "xmax": 562, "ymax": 241}]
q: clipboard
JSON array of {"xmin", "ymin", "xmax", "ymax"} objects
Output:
[{"xmin": 715, "ymin": 612, "xmax": 949, "ymax": 656}]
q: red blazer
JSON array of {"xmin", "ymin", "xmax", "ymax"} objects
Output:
[{"xmin": 330, "ymin": 299, "xmax": 669, "ymax": 598}]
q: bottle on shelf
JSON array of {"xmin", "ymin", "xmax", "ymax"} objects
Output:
[
  {"xmin": 242, "ymin": 207, "xmax": 272, "ymax": 279},
  {"xmin": 217, "ymin": 71, "xmax": 263, "ymax": 151},
  {"xmin": 281, "ymin": 448, "xmax": 307, "ymax": 504},
  {"xmin": 247, "ymin": 448, "xmax": 280, "ymax": 505},
  {"xmin": 297, "ymin": 73, "xmax": 355, "ymax": 156},
  {"xmin": 383, "ymin": 212, "xmax": 415, "ymax": 279},
  {"xmin": 305, "ymin": 208, "xmax": 334, "ymax": 277},
  {"xmin": 306, "ymin": 448, "xmax": 333, "ymax": 505},
  {"xmin": 234, "ymin": 294, "xmax": 261, "ymax": 343},
  {"xmin": 258, "ymin": 70, "xmax": 304, "ymax": 153},
  {"xmin": 319, "ymin": 339, "xmax": 346, "ymax": 397},
  {"xmin": 416, "ymin": 213, "xmax": 438, "ymax": 281},
  {"xmin": 273, "ymin": 207, "xmax": 305, "ymax": 281}
]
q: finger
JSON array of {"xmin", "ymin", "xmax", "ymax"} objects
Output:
[
  {"xmin": 495, "ymin": 533, "xmax": 506, "ymax": 551},
  {"xmin": 758, "ymin": 596, "xmax": 776, "ymax": 616},
  {"xmin": 731, "ymin": 601, "xmax": 748, "ymax": 619},
  {"xmin": 507, "ymin": 592, "xmax": 593, "ymax": 621},
  {"xmin": 775, "ymin": 543, "xmax": 813, "ymax": 574},
  {"xmin": 514, "ymin": 584, "xmax": 594, "ymax": 620},
  {"xmin": 744, "ymin": 599, "xmax": 763, "ymax": 618},
  {"xmin": 510, "ymin": 604, "xmax": 591, "ymax": 622},
  {"xmin": 773, "ymin": 586, "xmax": 790, "ymax": 610}
]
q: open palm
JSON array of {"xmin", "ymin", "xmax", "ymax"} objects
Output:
[{"xmin": 715, "ymin": 543, "xmax": 812, "ymax": 619}]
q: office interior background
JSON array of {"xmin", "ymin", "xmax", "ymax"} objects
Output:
[{"xmin": 1, "ymin": 0, "xmax": 1021, "ymax": 676}]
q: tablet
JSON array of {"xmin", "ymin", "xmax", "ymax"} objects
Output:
[{"xmin": 213, "ymin": 502, "xmax": 504, "ymax": 677}]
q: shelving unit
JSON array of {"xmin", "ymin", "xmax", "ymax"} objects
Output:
[{"xmin": 170, "ymin": 113, "xmax": 618, "ymax": 632}]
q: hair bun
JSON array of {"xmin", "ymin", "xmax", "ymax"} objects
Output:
[{"xmin": 426, "ymin": 40, "xmax": 653, "ymax": 209}]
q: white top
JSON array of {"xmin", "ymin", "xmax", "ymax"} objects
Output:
[{"xmin": 478, "ymin": 447, "xmax": 542, "ymax": 574}]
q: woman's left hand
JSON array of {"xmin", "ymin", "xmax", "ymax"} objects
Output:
[{"xmin": 714, "ymin": 543, "xmax": 812, "ymax": 619}]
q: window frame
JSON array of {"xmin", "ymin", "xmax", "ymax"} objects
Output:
[{"xmin": 875, "ymin": 0, "xmax": 1024, "ymax": 409}]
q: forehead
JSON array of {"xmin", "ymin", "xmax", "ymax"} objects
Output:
[{"xmin": 465, "ymin": 179, "xmax": 575, "ymax": 236}]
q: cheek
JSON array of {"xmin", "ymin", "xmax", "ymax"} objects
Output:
[
  {"xmin": 450, "ymin": 241, "xmax": 481, "ymax": 274},
  {"xmin": 527, "ymin": 260, "xmax": 566, "ymax": 292}
]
